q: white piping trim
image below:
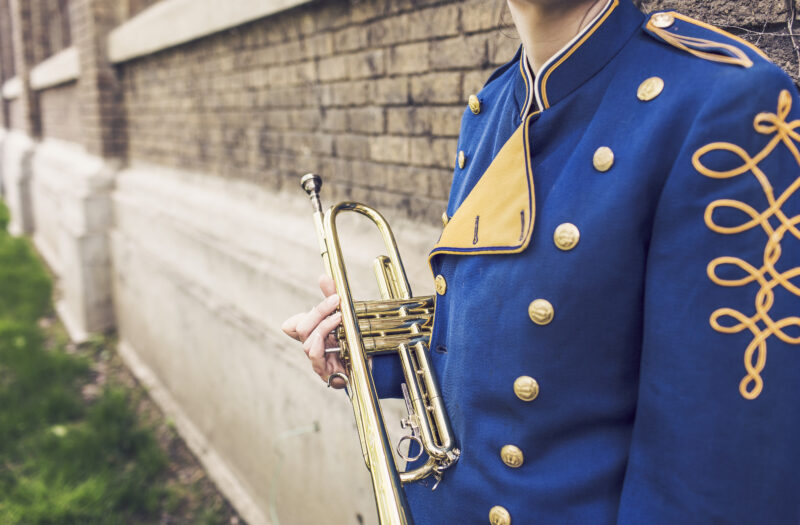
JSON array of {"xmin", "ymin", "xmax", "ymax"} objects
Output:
[
  {"xmin": 520, "ymin": 49, "xmax": 535, "ymax": 116},
  {"xmin": 534, "ymin": 0, "xmax": 614, "ymax": 110}
]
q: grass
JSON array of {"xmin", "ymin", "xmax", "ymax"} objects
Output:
[{"xmin": 0, "ymin": 200, "xmax": 236, "ymax": 524}]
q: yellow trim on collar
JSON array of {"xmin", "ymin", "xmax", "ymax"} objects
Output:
[
  {"xmin": 539, "ymin": 0, "xmax": 619, "ymax": 109},
  {"xmin": 647, "ymin": 12, "xmax": 769, "ymax": 68},
  {"xmin": 431, "ymin": 116, "xmax": 536, "ymax": 260}
]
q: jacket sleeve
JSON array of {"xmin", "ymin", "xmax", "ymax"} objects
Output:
[{"xmin": 617, "ymin": 67, "xmax": 800, "ymax": 523}]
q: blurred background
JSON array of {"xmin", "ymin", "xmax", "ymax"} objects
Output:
[{"xmin": 0, "ymin": 0, "xmax": 796, "ymax": 524}]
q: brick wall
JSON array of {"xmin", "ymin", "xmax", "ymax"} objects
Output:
[
  {"xmin": 39, "ymin": 82, "xmax": 81, "ymax": 142},
  {"xmin": 119, "ymin": 0, "xmax": 518, "ymax": 224},
  {"xmin": 0, "ymin": 0, "xmax": 14, "ymax": 81},
  {"xmin": 31, "ymin": 0, "xmax": 72, "ymax": 64}
]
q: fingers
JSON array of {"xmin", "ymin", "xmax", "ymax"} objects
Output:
[
  {"xmin": 303, "ymin": 311, "xmax": 342, "ymax": 357},
  {"xmin": 294, "ymin": 294, "xmax": 340, "ymax": 342},
  {"xmin": 319, "ymin": 274, "xmax": 336, "ymax": 298},
  {"xmin": 281, "ymin": 312, "xmax": 306, "ymax": 340}
]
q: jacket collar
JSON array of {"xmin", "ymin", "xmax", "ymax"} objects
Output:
[
  {"xmin": 533, "ymin": 0, "xmax": 644, "ymax": 110},
  {"xmin": 429, "ymin": 1, "xmax": 644, "ymax": 264}
]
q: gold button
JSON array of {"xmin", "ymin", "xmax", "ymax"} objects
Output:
[
  {"xmin": 458, "ymin": 150, "xmax": 466, "ymax": 169},
  {"xmin": 468, "ymin": 94, "xmax": 481, "ymax": 114},
  {"xmin": 500, "ymin": 444, "xmax": 524, "ymax": 468},
  {"xmin": 528, "ymin": 299, "xmax": 553, "ymax": 325},
  {"xmin": 489, "ymin": 505, "xmax": 511, "ymax": 525},
  {"xmin": 637, "ymin": 76, "xmax": 664, "ymax": 101},
  {"xmin": 553, "ymin": 223, "xmax": 580, "ymax": 251},
  {"xmin": 434, "ymin": 274, "xmax": 447, "ymax": 295},
  {"xmin": 442, "ymin": 211, "xmax": 449, "ymax": 227},
  {"xmin": 514, "ymin": 376, "xmax": 540, "ymax": 402},
  {"xmin": 651, "ymin": 12, "xmax": 674, "ymax": 28},
  {"xmin": 593, "ymin": 146, "xmax": 614, "ymax": 172}
]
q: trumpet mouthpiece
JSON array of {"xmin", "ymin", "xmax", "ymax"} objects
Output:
[{"xmin": 301, "ymin": 173, "xmax": 322, "ymax": 196}]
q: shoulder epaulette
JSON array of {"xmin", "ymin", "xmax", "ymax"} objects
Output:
[{"xmin": 644, "ymin": 11, "xmax": 771, "ymax": 68}]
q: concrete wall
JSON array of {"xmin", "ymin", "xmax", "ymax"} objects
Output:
[{"xmin": 1, "ymin": 0, "xmax": 799, "ymax": 524}]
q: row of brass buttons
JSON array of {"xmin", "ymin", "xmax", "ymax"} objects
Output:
[{"xmin": 480, "ymin": 73, "xmax": 665, "ymax": 525}]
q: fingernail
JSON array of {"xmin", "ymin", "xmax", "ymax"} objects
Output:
[{"xmin": 327, "ymin": 295, "xmax": 340, "ymax": 306}]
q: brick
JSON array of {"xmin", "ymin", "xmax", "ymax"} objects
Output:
[
  {"xmin": 334, "ymin": 134, "xmax": 372, "ymax": 159},
  {"xmin": 348, "ymin": 107, "xmax": 385, "ymax": 134},
  {"xmin": 463, "ymin": 67, "xmax": 496, "ymax": 100},
  {"xmin": 321, "ymin": 80, "xmax": 371, "ymax": 107},
  {"xmin": 411, "ymin": 72, "xmax": 463, "ymax": 104},
  {"xmin": 429, "ymin": 107, "xmax": 463, "ymax": 137},
  {"xmin": 304, "ymin": 33, "xmax": 335, "ymax": 59},
  {"xmin": 368, "ymin": 5, "xmax": 460, "ymax": 47},
  {"xmin": 387, "ymin": 106, "xmax": 462, "ymax": 136},
  {"xmin": 318, "ymin": 55, "xmax": 349, "ymax": 82},
  {"xmin": 370, "ymin": 135, "xmax": 410, "ymax": 164},
  {"xmin": 347, "ymin": 49, "xmax": 385, "ymax": 79},
  {"xmin": 461, "ymin": 0, "xmax": 508, "ymax": 33},
  {"xmin": 387, "ymin": 42, "xmax": 431, "ymax": 75},
  {"xmin": 409, "ymin": 136, "xmax": 458, "ymax": 168},
  {"xmin": 320, "ymin": 108, "xmax": 349, "ymax": 132},
  {"xmin": 488, "ymin": 34, "xmax": 520, "ymax": 66},
  {"xmin": 430, "ymin": 34, "xmax": 488, "ymax": 70},
  {"xmin": 333, "ymin": 26, "xmax": 368, "ymax": 53},
  {"xmin": 370, "ymin": 77, "xmax": 409, "ymax": 105}
]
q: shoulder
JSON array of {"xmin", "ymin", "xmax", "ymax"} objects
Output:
[
  {"xmin": 625, "ymin": 10, "xmax": 797, "ymax": 134},
  {"xmin": 642, "ymin": 11, "xmax": 771, "ymax": 68}
]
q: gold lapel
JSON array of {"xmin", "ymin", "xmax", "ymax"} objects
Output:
[{"xmin": 431, "ymin": 116, "xmax": 535, "ymax": 259}]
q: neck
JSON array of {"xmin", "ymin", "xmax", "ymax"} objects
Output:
[{"xmin": 507, "ymin": 0, "xmax": 608, "ymax": 74}]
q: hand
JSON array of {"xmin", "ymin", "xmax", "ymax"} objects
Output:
[{"xmin": 281, "ymin": 274, "xmax": 348, "ymax": 388}]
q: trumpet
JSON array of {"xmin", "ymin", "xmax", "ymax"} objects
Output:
[{"xmin": 300, "ymin": 173, "xmax": 460, "ymax": 525}]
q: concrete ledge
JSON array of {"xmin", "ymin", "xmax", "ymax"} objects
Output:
[
  {"xmin": 30, "ymin": 47, "xmax": 80, "ymax": 91},
  {"xmin": 118, "ymin": 340, "xmax": 270, "ymax": 525},
  {"xmin": 110, "ymin": 165, "xmax": 431, "ymax": 523},
  {"xmin": 108, "ymin": 0, "xmax": 315, "ymax": 63},
  {"xmin": 2, "ymin": 76, "xmax": 21, "ymax": 100}
]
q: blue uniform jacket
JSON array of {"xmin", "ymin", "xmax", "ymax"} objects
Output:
[{"xmin": 372, "ymin": 1, "xmax": 800, "ymax": 523}]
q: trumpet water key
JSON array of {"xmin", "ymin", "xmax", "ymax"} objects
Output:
[{"xmin": 300, "ymin": 173, "xmax": 460, "ymax": 525}]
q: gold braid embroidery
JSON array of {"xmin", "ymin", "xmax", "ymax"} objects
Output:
[{"xmin": 692, "ymin": 89, "xmax": 800, "ymax": 400}]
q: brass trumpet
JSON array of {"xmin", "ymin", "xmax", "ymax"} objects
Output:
[{"xmin": 300, "ymin": 173, "xmax": 459, "ymax": 525}]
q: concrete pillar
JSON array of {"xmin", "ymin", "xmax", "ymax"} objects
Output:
[
  {"xmin": 40, "ymin": 0, "xmax": 123, "ymax": 341},
  {"xmin": 2, "ymin": 0, "xmax": 40, "ymax": 235}
]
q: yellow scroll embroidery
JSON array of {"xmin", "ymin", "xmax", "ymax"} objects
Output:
[{"xmin": 692, "ymin": 89, "xmax": 800, "ymax": 400}]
